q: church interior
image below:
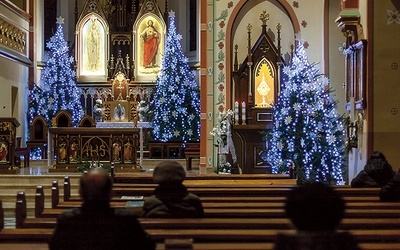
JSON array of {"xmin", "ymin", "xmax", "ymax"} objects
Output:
[{"xmin": 1, "ymin": 0, "xmax": 400, "ymax": 248}]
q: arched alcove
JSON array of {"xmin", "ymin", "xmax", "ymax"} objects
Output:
[{"xmin": 76, "ymin": 13, "xmax": 109, "ymax": 82}]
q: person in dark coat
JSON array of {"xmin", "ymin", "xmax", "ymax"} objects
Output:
[
  {"xmin": 274, "ymin": 182, "xmax": 360, "ymax": 250},
  {"xmin": 49, "ymin": 167, "xmax": 155, "ymax": 250},
  {"xmin": 141, "ymin": 160, "xmax": 204, "ymax": 218},
  {"xmin": 351, "ymin": 151, "xmax": 395, "ymax": 187},
  {"xmin": 380, "ymin": 172, "xmax": 400, "ymax": 201}
]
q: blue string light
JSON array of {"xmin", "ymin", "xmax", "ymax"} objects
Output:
[{"xmin": 267, "ymin": 42, "xmax": 345, "ymax": 185}]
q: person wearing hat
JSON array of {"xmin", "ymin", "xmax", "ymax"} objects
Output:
[{"xmin": 141, "ymin": 160, "xmax": 204, "ymax": 218}]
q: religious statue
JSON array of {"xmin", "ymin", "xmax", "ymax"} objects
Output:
[
  {"xmin": 140, "ymin": 19, "xmax": 160, "ymax": 68},
  {"xmin": 210, "ymin": 110, "xmax": 237, "ymax": 174},
  {"xmin": 59, "ymin": 141, "xmax": 67, "ymax": 162},
  {"xmin": 93, "ymin": 98, "xmax": 105, "ymax": 122},
  {"xmin": 113, "ymin": 103, "xmax": 126, "ymax": 121},
  {"xmin": 138, "ymin": 100, "xmax": 149, "ymax": 122},
  {"xmin": 124, "ymin": 141, "xmax": 132, "ymax": 162},
  {"xmin": 112, "ymin": 142, "xmax": 121, "ymax": 162},
  {"xmin": 69, "ymin": 140, "xmax": 79, "ymax": 162}
]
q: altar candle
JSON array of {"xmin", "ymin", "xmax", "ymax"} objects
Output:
[
  {"xmin": 234, "ymin": 101, "xmax": 239, "ymax": 122},
  {"xmin": 242, "ymin": 101, "xmax": 246, "ymax": 124}
]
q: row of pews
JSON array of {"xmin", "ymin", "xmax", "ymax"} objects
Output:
[{"xmin": 1, "ymin": 173, "xmax": 400, "ymax": 250}]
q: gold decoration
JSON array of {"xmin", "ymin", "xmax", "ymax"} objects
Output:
[
  {"xmin": 0, "ymin": 17, "xmax": 27, "ymax": 54},
  {"xmin": 260, "ymin": 10, "xmax": 270, "ymax": 25},
  {"xmin": 246, "ymin": 23, "xmax": 252, "ymax": 32}
]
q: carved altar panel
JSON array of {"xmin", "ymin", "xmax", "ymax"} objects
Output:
[
  {"xmin": 0, "ymin": 118, "xmax": 20, "ymax": 173},
  {"xmin": 49, "ymin": 127, "xmax": 140, "ymax": 172}
]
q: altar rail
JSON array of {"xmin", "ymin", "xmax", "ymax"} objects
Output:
[{"xmin": 48, "ymin": 127, "xmax": 140, "ymax": 172}]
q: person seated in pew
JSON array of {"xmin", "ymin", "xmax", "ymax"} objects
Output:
[
  {"xmin": 141, "ymin": 160, "xmax": 204, "ymax": 218},
  {"xmin": 274, "ymin": 182, "xmax": 360, "ymax": 250},
  {"xmin": 351, "ymin": 151, "xmax": 395, "ymax": 187},
  {"xmin": 49, "ymin": 167, "xmax": 155, "ymax": 250},
  {"xmin": 380, "ymin": 171, "xmax": 400, "ymax": 201}
]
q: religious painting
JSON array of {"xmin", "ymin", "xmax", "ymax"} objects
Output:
[
  {"xmin": 0, "ymin": 141, "xmax": 8, "ymax": 162},
  {"xmin": 254, "ymin": 59, "xmax": 275, "ymax": 108},
  {"xmin": 136, "ymin": 15, "xmax": 165, "ymax": 77},
  {"xmin": 81, "ymin": 17, "xmax": 106, "ymax": 76}
]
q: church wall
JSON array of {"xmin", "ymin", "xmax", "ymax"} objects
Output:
[
  {"xmin": 372, "ymin": 0, "xmax": 400, "ymax": 168},
  {"xmin": 0, "ymin": 57, "xmax": 29, "ymax": 141},
  {"xmin": 0, "ymin": 1, "xmax": 31, "ymax": 143},
  {"xmin": 327, "ymin": 0, "xmax": 346, "ymax": 115}
]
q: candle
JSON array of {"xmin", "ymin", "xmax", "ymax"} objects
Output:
[
  {"xmin": 349, "ymin": 97, "xmax": 355, "ymax": 121},
  {"xmin": 234, "ymin": 101, "xmax": 239, "ymax": 124},
  {"xmin": 242, "ymin": 101, "xmax": 246, "ymax": 125}
]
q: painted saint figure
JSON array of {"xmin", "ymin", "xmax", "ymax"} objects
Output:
[
  {"xmin": 0, "ymin": 141, "xmax": 8, "ymax": 162},
  {"xmin": 112, "ymin": 142, "xmax": 121, "ymax": 162},
  {"xmin": 69, "ymin": 141, "xmax": 79, "ymax": 162},
  {"xmin": 124, "ymin": 141, "xmax": 132, "ymax": 162},
  {"xmin": 86, "ymin": 19, "xmax": 100, "ymax": 71},
  {"xmin": 140, "ymin": 20, "xmax": 160, "ymax": 68}
]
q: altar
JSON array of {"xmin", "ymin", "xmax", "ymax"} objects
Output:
[{"xmin": 48, "ymin": 127, "xmax": 140, "ymax": 172}]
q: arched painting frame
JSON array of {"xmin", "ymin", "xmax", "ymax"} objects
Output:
[
  {"xmin": 133, "ymin": 14, "xmax": 165, "ymax": 81},
  {"xmin": 254, "ymin": 58, "xmax": 275, "ymax": 108},
  {"xmin": 76, "ymin": 13, "xmax": 109, "ymax": 81}
]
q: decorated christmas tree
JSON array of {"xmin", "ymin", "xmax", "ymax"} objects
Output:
[
  {"xmin": 266, "ymin": 42, "xmax": 345, "ymax": 185},
  {"xmin": 28, "ymin": 16, "xmax": 83, "ymax": 128},
  {"xmin": 150, "ymin": 11, "xmax": 200, "ymax": 145}
]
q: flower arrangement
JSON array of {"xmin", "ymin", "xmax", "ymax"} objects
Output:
[
  {"xmin": 138, "ymin": 100, "xmax": 150, "ymax": 122},
  {"xmin": 93, "ymin": 98, "xmax": 105, "ymax": 122}
]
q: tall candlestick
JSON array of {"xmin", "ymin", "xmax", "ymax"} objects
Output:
[
  {"xmin": 242, "ymin": 101, "xmax": 246, "ymax": 125},
  {"xmin": 234, "ymin": 101, "xmax": 239, "ymax": 125}
]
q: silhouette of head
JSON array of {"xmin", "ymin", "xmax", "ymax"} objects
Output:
[
  {"xmin": 365, "ymin": 151, "xmax": 394, "ymax": 186},
  {"xmin": 153, "ymin": 160, "xmax": 186, "ymax": 184},
  {"xmin": 369, "ymin": 151, "xmax": 387, "ymax": 161},
  {"xmin": 79, "ymin": 167, "xmax": 113, "ymax": 203},
  {"xmin": 285, "ymin": 182, "xmax": 345, "ymax": 231}
]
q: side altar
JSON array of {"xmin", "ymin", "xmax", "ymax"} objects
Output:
[{"xmin": 48, "ymin": 127, "xmax": 140, "ymax": 172}]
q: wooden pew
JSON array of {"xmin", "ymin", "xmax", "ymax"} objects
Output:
[
  {"xmin": 1, "ymin": 241, "xmax": 400, "ymax": 250},
  {"xmin": 145, "ymin": 228, "xmax": 400, "ymax": 243},
  {"xmin": 53, "ymin": 200, "xmax": 400, "ymax": 210},
  {"xmin": 3, "ymin": 177, "xmax": 400, "ymax": 250},
  {"xmin": 21, "ymin": 217, "xmax": 400, "ymax": 230},
  {"xmin": 35, "ymin": 206, "xmax": 400, "ymax": 219},
  {"xmin": 1, "ymin": 240, "xmax": 400, "ymax": 250}
]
